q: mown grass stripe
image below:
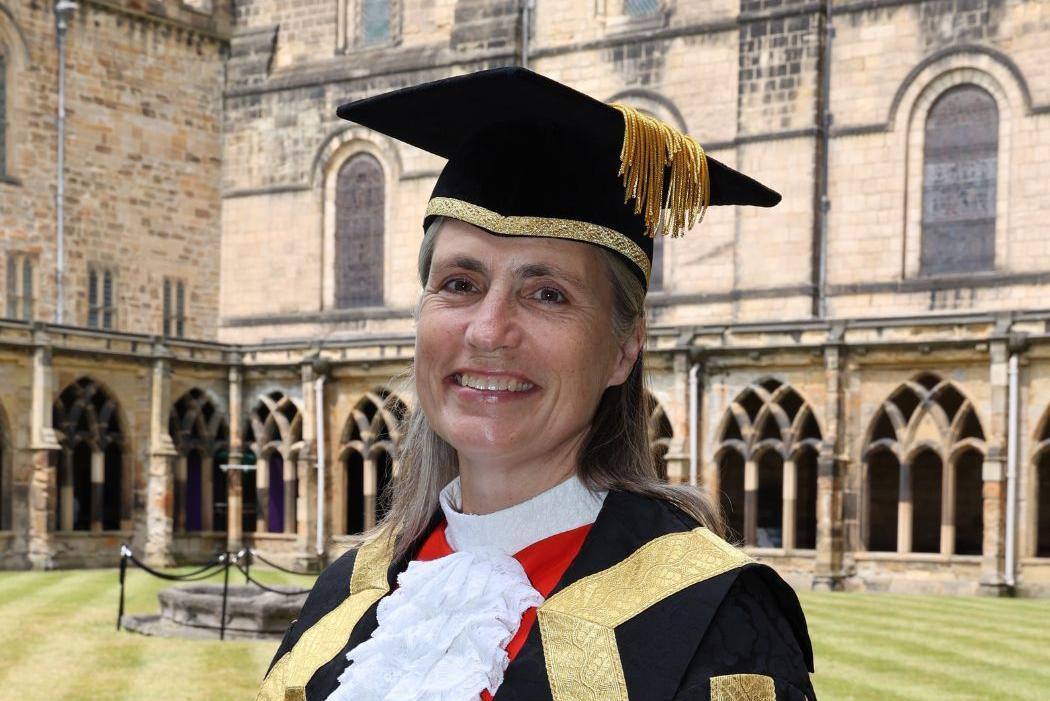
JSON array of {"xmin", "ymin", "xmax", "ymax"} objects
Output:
[
  {"xmin": 802, "ymin": 596, "xmax": 1050, "ymax": 646},
  {"xmin": 801, "ymin": 591, "xmax": 1050, "ymax": 627},
  {"xmin": 810, "ymin": 621, "xmax": 1050, "ymax": 700},
  {"xmin": 799, "ymin": 593, "xmax": 1050, "ymax": 636}
]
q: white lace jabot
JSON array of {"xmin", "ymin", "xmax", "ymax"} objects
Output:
[
  {"xmin": 439, "ymin": 474, "xmax": 607, "ymax": 555},
  {"xmin": 327, "ymin": 476, "xmax": 606, "ymax": 701}
]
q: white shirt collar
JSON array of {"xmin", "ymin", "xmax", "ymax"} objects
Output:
[{"xmin": 439, "ymin": 474, "xmax": 606, "ymax": 556}]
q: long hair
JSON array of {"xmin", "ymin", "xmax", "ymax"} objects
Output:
[{"xmin": 374, "ymin": 217, "xmax": 723, "ymax": 558}]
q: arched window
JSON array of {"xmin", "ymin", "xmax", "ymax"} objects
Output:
[
  {"xmin": 921, "ymin": 85, "xmax": 998, "ymax": 275},
  {"xmin": 863, "ymin": 373, "xmax": 985, "ymax": 554},
  {"xmin": 360, "ymin": 0, "xmax": 392, "ymax": 46},
  {"xmin": 169, "ymin": 388, "xmax": 230, "ymax": 533},
  {"xmin": 339, "ymin": 389, "xmax": 406, "ymax": 534},
  {"xmin": 246, "ymin": 391, "xmax": 303, "ymax": 534},
  {"xmin": 1028, "ymin": 409, "xmax": 1050, "ymax": 558},
  {"xmin": 646, "ymin": 394, "xmax": 673, "ymax": 480},
  {"xmin": 335, "ymin": 154, "xmax": 384, "ymax": 308},
  {"xmin": 713, "ymin": 378, "xmax": 822, "ymax": 550},
  {"xmin": 52, "ymin": 378, "xmax": 126, "ymax": 532}
]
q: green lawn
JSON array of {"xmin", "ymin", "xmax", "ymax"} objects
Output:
[{"xmin": 0, "ymin": 568, "xmax": 1047, "ymax": 700}]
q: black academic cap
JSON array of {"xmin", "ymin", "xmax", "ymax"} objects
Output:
[{"xmin": 337, "ymin": 67, "xmax": 780, "ymax": 288}]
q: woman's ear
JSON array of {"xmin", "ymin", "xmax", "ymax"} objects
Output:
[{"xmin": 608, "ymin": 319, "xmax": 645, "ymax": 387}]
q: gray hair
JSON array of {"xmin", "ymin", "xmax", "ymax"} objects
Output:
[{"xmin": 374, "ymin": 216, "xmax": 723, "ymax": 558}]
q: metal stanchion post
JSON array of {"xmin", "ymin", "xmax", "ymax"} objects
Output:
[
  {"xmin": 219, "ymin": 552, "xmax": 230, "ymax": 641},
  {"xmin": 117, "ymin": 544, "xmax": 129, "ymax": 631}
]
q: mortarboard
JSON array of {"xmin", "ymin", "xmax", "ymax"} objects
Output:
[{"xmin": 337, "ymin": 67, "xmax": 780, "ymax": 288}]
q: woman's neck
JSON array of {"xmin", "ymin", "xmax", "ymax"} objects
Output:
[{"xmin": 456, "ymin": 439, "xmax": 583, "ymax": 514}]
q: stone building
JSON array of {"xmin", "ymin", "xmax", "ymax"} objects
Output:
[{"xmin": 1, "ymin": 0, "xmax": 1050, "ymax": 596}]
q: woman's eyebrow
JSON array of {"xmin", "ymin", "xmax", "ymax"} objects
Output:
[
  {"xmin": 516, "ymin": 263, "xmax": 585, "ymax": 288},
  {"xmin": 435, "ymin": 256, "xmax": 486, "ymax": 273}
]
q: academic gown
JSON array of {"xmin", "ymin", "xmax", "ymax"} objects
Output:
[{"xmin": 256, "ymin": 490, "xmax": 817, "ymax": 701}]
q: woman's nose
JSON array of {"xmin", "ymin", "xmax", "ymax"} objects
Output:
[{"xmin": 464, "ymin": 290, "xmax": 520, "ymax": 352}]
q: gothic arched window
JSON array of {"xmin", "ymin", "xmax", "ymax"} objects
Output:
[
  {"xmin": 335, "ymin": 154, "xmax": 385, "ymax": 308},
  {"xmin": 921, "ymin": 85, "xmax": 998, "ymax": 276}
]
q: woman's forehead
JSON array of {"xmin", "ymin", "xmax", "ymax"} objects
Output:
[{"xmin": 431, "ymin": 218, "xmax": 605, "ymax": 280}]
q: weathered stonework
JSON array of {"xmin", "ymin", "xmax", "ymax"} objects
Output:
[{"xmin": 2, "ymin": 0, "xmax": 1050, "ymax": 596}]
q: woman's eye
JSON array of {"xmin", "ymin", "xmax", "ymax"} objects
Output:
[
  {"xmin": 533, "ymin": 287, "xmax": 566, "ymax": 304},
  {"xmin": 442, "ymin": 278, "xmax": 476, "ymax": 294}
]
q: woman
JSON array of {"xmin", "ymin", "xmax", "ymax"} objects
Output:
[{"xmin": 257, "ymin": 68, "xmax": 816, "ymax": 701}]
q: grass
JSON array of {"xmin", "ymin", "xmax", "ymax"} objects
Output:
[{"xmin": 0, "ymin": 568, "xmax": 1047, "ymax": 700}]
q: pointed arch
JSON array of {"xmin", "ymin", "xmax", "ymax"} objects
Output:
[
  {"xmin": 338, "ymin": 388, "xmax": 407, "ymax": 535},
  {"xmin": 52, "ymin": 377, "xmax": 128, "ymax": 532},
  {"xmin": 862, "ymin": 373, "xmax": 985, "ymax": 555},
  {"xmin": 245, "ymin": 391, "xmax": 302, "ymax": 534},
  {"xmin": 0, "ymin": 400, "xmax": 11, "ymax": 531},
  {"xmin": 169, "ymin": 388, "xmax": 230, "ymax": 533},
  {"xmin": 712, "ymin": 379, "xmax": 823, "ymax": 550}
]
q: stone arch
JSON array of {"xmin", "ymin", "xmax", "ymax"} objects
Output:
[
  {"xmin": 894, "ymin": 54, "xmax": 1021, "ymax": 279},
  {"xmin": 862, "ymin": 373, "xmax": 985, "ymax": 554},
  {"xmin": 245, "ymin": 391, "xmax": 303, "ymax": 534},
  {"xmin": 317, "ymin": 127, "xmax": 400, "ymax": 311},
  {"xmin": 169, "ymin": 388, "xmax": 230, "ymax": 533},
  {"xmin": 713, "ymin": 377, "xmax": 823, "ymax": 549},
  {"xmin": 337, "ymin": 388, "xmax": 406, "ymax": 534},
  {"xmin": 52, "ymin": 377, "xmax": 129, "ymax": 532}
]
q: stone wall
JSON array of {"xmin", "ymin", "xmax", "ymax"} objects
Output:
[{"xmin": 0, "ymin": 0, "xmax": 228, "ymax": 338}]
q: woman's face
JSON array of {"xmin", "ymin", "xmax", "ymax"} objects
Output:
[{"xmin": 416, "ymin": 218, "xmax": 640, "ymax": 467}]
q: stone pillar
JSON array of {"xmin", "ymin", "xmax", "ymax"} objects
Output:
[
  {"xmin": 364, "ymin": 458, "xmax": 378, "ymax": 530},
  {"xmin": 226, "ymin": 362, "xmax": 244, "ymax": 552},
  {"xmin": 979, "ymin": 336, "xmax": 1012, "ymax": 595},
  {"xmin": 898, "ymin": 460, "xmax": 912, "ymax": 554},
  {"xmin": 90, "ymin": 450, "xmax": 104, "ymax": 532},
  {"xmin": 201, "ymin": 455, "xmax": 214, "ymax": 532},
  {"xmin": 783, "ymin": 458, "xmax": 797, "ymax": 551},
  {"xmin": 295, "ymin": 361, "xmax": 319, "ymax": 568},
  {"xmin": 744, "ymin": 458, "xmax": 757, "ymax": 546},
  {"xmin": 813, "ymin": 343, "xmax": 846, "ymax": 591},
  {"xmin": 144, "ymin": 347, "xmax": 177, "ymax": 566},
  {"xmin": 59, "ymin": 450, "xmax": 73, "ymax": 532},
  {"xmin": 941, "ymin": 457, "xmax": 956, "ymax": 556},
  {"xmin": 28, "ymin": 329, "xmax": 61, "ymax": 570},
  {"xmin": 256, "ymin": 454, "xmax": 269, "ymax": 533},
  {"xmin": 173, "ymin": 454, "xmax": 187, "ymax": 532}
]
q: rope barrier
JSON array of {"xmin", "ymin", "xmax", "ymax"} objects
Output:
[
  {"xmin": 116, "ymin": 543, "xmax": 313, "ymax": 640},
  {"xmin": 247, "ymin": 548, "xmax": 315, "ymax": 576}
]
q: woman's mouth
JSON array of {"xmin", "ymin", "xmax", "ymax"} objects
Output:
[{"xmin": 452, "ymin": 373, "xmax": 536, "ymax": 393}]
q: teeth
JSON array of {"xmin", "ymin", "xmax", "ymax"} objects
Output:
[{"xmin": 455, "ymin": 373, "xmax": 535, "ymax": 392}]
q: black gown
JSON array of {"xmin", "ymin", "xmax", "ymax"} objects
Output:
[{"xmin": 256, "ymin": 490, "xmax": 817, "ymax": 701}]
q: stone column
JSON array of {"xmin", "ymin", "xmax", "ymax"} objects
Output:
[
  {"xmin": 783, "ymin": 458, "xmax": 797, "ymax": 551},
  {"xmin": 256, "ymin": 454, "xmax": 269, "ymax": 533},
  {"xmin": 979, "ymin": 335, "xmax": 1013, "ymax": 595},
  {"xmin": 898, "ymin": 460, "xmax": 912, "ymax": 554},
  {"xmin": 813, "ymin": 343, "xmax": 846, "ymax": 590},
  {"xmin": 173, "ymin": 454, "xmax": 187, "ymax": 532},
  {"xmin": 144, "ymin": 347, "xmax": 177, "ymax": 566},
  {"xmin": 744, "ymin": 458, "xmax": 757, "ymax": 546},
  {"xmin": 90, "ymin": 450, "xmax": 104, "ymax": 532},
  {"xmin": 226, "ymin": 362, "xmax": 244, "ymax": 552},
  {"xmin": 28, "ymin": 329, "xmax": 61, "ymax": 570},
  {"xmin": 201, "ymin": 455, "xmax": 214, "ymax": 532},
  {"xmin": 295, "ymin": 361, "xmax": 319, "ymax": 568},
  {"xmin": 941, "ymin": 457, "xmax": 956, "ymax": 556}
]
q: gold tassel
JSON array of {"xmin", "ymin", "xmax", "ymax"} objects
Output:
[{"xmin": 610, "ymin": 103, "xmax": 710, "ymax": 238}]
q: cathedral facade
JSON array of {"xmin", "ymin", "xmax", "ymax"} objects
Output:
[{"xmin": 2, "ymin": 0, "xmax": 1050, "ymax": 595}]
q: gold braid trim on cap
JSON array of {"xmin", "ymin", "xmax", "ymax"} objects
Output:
[
  {"xmin": 610, "ymin": 103, "xmax": 710, "ymax": 239},
  {"xmin": 537, "ymin": 527, "xmax": 753, "ymax": 701},
  {"xmin": 255, "ymin": 532, "xmax": 396, "ymax": 701},
  {"xmin": 710, "ymin": 674, "xmax": 777, "ymax": 701},
  {"xmin": 426, "ymin": 197, "xmax": 652, "ymax": 282}
]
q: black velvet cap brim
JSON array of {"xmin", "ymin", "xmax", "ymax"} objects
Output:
[{"xmin": 336, "ymin": 67, "xmax": 781, "ymax": 286}]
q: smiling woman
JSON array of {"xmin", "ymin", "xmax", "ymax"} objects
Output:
[{"xmin": 256, "ymin": 68, "xmax": 817, "ymax": 701}]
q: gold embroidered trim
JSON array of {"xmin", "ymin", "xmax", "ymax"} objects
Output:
[
  {"xmin": 610, "ymin": 103, "xmax": 710, "ymax": 239},
  {"xmin": 711, "ymin": 673, "xmax": 777, "ymax": 701},
  {"xmin": 537, "ymin": 528, "xmax": 752, "ymax": 701},
  {"xmin": 255, "ymin": 533, "xmax": 396, "ymax": 701},
  {"xmin": 425, "ymin": 197, "xmax": 652, "ymax": 282}
]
